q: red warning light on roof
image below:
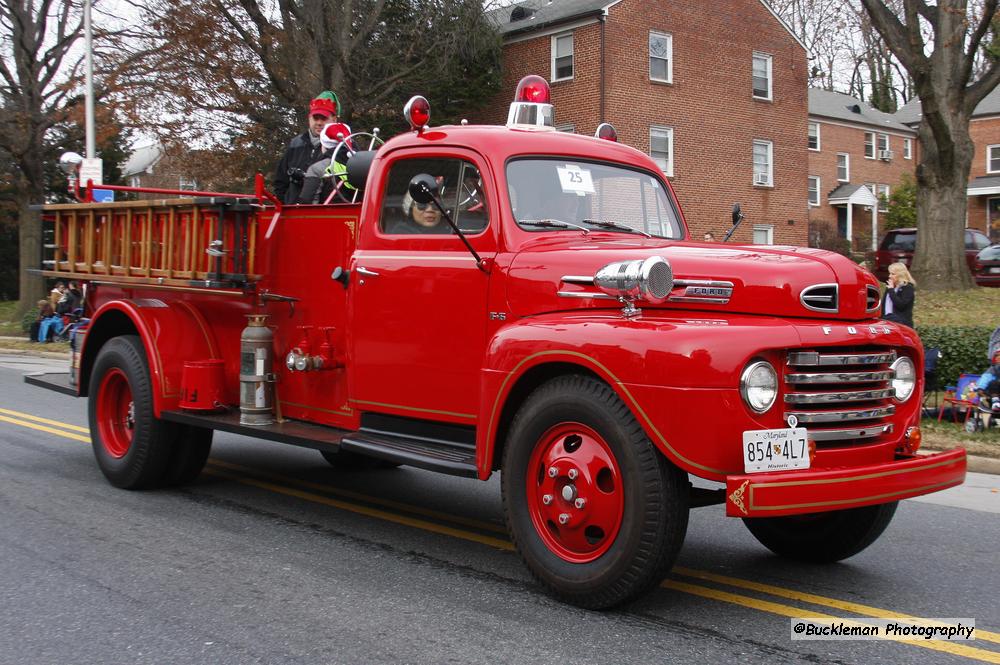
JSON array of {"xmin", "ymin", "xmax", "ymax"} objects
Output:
[
  {"xmin": 404, "ymin": 96, "xmax": 431, "ymax": 130},
  {"xmin": 514, "ymin": 75, "xmax": 551, "ymax": 104}
]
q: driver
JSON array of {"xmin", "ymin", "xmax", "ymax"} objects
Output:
[{"xmin": 390, "ymin": 185, "xmax": 452, "ymax": 234}]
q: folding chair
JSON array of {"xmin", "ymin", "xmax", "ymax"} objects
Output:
[{"xmin": 938, "ymin": 373, "xmax": 981, "ymax": 425}]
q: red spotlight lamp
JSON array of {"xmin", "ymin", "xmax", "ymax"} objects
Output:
[{"xmin": 507, "ymin": 75, "xmax": 555, "ymax": 130}]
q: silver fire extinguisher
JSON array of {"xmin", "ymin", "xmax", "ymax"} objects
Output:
[{"xmin": 240, "ymin": 314, "xmax": 275, "ymax": 426}]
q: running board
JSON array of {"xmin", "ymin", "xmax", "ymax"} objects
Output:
[
  {"xmin": 24, "ymin": 372, "xmax": 78, "ymax": 397},
  {"xmin": 161, "ymin": 410, "xmax": 347, "ymax": 453},
  {"xmin": 341, "ymin": 430, "xmax": 478, "ymax": 478}
]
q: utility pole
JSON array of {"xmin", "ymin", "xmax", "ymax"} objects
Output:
[{"xmin": 84, "ymin": 0, "xmax": 95, "ymax": 159}]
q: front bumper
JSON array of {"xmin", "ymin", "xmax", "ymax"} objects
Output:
[{"xmin": 725, "ymin": 448, "xmax": 966, "ymax": 517}]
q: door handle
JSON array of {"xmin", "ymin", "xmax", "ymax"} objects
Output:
[{"xmin": 356, "ymin": 267, "xmax": 380, "ymax": 277}]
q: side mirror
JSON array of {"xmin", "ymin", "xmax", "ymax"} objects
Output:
[
  {"xmin": 59, "ymin": 152, "xmax": 84, "ymax": 176},
  {"xmin": 408, "ymin": 173, "xmax": 438, "ymax": 204},
  {"xmin": 732, "ymin": 203, "xmax": 742, "ymax": 225}
]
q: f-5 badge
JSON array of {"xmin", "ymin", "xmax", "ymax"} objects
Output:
[{"xmin": 489, "ymin": 312, "xmax": 507, "ymax": 321}]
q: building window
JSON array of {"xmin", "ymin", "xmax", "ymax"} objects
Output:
[
  {"xmin": 808, "ymin": 122, "xmax": 820, "ymax": 151},
  {"xmin": 552, "ymin": 33, "xmax": 574, "ymax": 81},
  {"xmin": 753, "ymin": 140, "xmax": 773, "ymax": 186},
  {"xmin": 864, "ymin": 132, "xmax": 876, "ymax": 159},
  {"xmin": 808, "ymin": 176, "xmax": 820, "ymax": 206},
  {"xmin": 752, "ymin": 224, "xmax": 774, "ymax": 244},
  {"xmin": 877, "ymin": 184, "xmax": 890, "ymax": 212},
  {"xmin": 179, "ymin": 176, "xmax": 198, "ymax": 191},
  {"xmin": 877, "ymin": 133, "xmax": 889, "ymax": 155},
  {"xmin": 555, "ymin": 123, "xmax": 575, "ymax": 133},
  {"xmin": 988, "ymin": 145, "xmax": 1000, "ymax": 174},
  {"xmin": 649, "ymin": 31, "xmax": 672, "ymax": 83},
  {"xmin": 903, "ymin": 137, "xmax": 912, "ymax": 160},
  {"xmin": 650, "ymin": 126, "xmax": 674, "ymax": 177},
  {"xmin": 752, "ymin": 53, "xmax": 772, "ymax": 100},
  {"xmin": 837, "ymin": 153, "xmax": 850, "ymax": 182}
]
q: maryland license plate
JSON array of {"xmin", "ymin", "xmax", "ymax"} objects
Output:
[{"xmin": 742, "ymin": 427, "xmax": 810, "ymax": 473}]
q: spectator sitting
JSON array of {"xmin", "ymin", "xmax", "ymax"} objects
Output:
[
  {"xmin": 56, "ymin": 280, "xmax": 82, "ymax": 315},
  {"xmin": 37, "ymin": 300, "xmax": 64, "ymax": 342},
  {"xmin": 978, "ymin": 349, "xmax": 1000, "ymax": 413},
  {"xmin": 49, "ymin": 281, "xmax": 66, "ymax": 309}
]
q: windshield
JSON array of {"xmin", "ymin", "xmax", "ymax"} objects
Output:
[{"xmin": 506, "ymin": 158, "xmax": 684, "ymax": 239}]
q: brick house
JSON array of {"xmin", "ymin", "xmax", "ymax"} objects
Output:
[
  {"xmin": 806, "ymin": 89, "xmax": 918, "ymax": 252},
  {"xmin": 897, "ymin": 86, "xmax": 1000, "ymax": 243},
  {"xmin": 477, "ymin": 0, "xmax": 809, "ymax": 244}
]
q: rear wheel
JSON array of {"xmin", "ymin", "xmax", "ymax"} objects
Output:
[
  {"xmin": 502, "ymin": 375, "xmax": 689, "ymax": 609},
  {"xmin": 743, "ymin": 502, "xmax": 898, "ymax": 563},
  {"xmin": 163, "ymin": 425, "xmax": 213, "ymax": 485},
  {"xmin": 88, "ymin": 335, "xmax": 180, "ymax": 489}
]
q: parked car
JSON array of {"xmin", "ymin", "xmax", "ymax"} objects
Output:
[
  {"xmin": 973, "ymin": 244, "xmax": 1000, "ymax": 287},
  {"xmin": 875, "ymin": 227, "xmax": 992, "ymax": 282}
]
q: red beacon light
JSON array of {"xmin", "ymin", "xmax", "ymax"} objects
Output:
[
  {"xmin": 507, "ymin": 74, "xmax": 555, "ymax": 130},
  {"xmin": 404, "ymin": 95, "xmax": 431, "ymax": 131},
  {"xmin": 595, "ymin": 123, "xmax": 618, "ymax": 142}
]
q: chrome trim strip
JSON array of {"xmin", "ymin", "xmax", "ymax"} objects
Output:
[
  {"xmin": 784, "ymin": 405, "xmax": 895, "ymax": 423},
  {"xmin": 800, "ymin": 283, "xmax": 839, "ymax": 313},
  {"xmin": 787, "ymin": 351, "xmax": 897, "ymax": 366},
  {"xmin": 556, "ymin": 291, "xmax": 616, "ymax": 300},
  {"xmin": 561, "ymin": 275, "xmax": 595, "ymax": 285},
  {"xmin": 673, "ymin": 279, "xmax": 735, "ymax": 288},
  {"xmin": 786, "ymin": 371, "xmax": 893, "ymax": 383},
  {"xmin": 866, "ymin": 285, "xmax": 882, "ymax": 313},
  {"xmin": 784, "ymin": 388, "xmax": 895, "ymax": 404},
  {"xmin": 807, "ymin": 424, "xmax": 893, "ymax": 441},
  {"xmin": 668, "ymin": 296, "xmax": 730, "ymax": 304}
]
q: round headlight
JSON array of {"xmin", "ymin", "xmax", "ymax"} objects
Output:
[
  {"xmin": 891, "ymin": 356, "xmax": 916, "ymax": 402},
  {"xmin": 740, "ymin": 361, "xmax": 778, "ymax": 413}
]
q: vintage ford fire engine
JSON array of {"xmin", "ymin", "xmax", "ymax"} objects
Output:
[{"xmin": 29, "ymin": 76, "xmax": 966, "ymax": 608}]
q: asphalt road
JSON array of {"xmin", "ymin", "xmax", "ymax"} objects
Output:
[{"xmin": 1, "ymin": 354, "xmax": 999, "ymax": 665}]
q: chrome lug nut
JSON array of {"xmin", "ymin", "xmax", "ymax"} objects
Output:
[
  {"xmin": 558, "ymin": 513, "xmax": 570, "ymax": 525},
  {"xmin": 574, "ymin": 498, "xmax": 586, "ymax": 509},
  {"xmin": 567, "ymin": 469, "xmax": 578, "ymax": 480},
  {"xmin": 547, "ymin": 466, "xmax": 559, "ymax": 478},
  {"xmin": 541, "ymin": 494, "xmax": 553, "ymax": 505}
]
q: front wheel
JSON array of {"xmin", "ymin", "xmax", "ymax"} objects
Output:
[
  {"xmin": 743, "ymin": 502, "xmax": 898, "ymax": 563},
  {"xmin": 502, "ymin": 375, "xmax": 689, "ymax": 609}
]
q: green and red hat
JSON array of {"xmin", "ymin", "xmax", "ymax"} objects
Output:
[{"xmin": 309, "ymin": 90, "xmax": 341, "ymax": 118}]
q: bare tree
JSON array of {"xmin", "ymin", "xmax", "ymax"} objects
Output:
[
  {"xmin": 858, "ymin": 0, "xmax": 999, "ymax": 290},
  {"xmin": 770, "ymin": 0, "xmax": 853, "ymax": 89},
  {"xmin": 0, "ymin": 0, "xmax": 87, "ymax": 312}
]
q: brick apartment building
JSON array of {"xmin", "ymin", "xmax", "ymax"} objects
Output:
[
  {"xmin": 478, "ymin": 0, "xmax": 809, "ymax": 244},
  {"xmin": 897, "ymin": 86, "xmax": 1000, "ymax": 243},
  {"xmin": 806, "ymin": 89, "xmax": 917, "ymax": 252}
]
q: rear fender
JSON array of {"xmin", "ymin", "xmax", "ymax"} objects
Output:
[{"xmin": 79, "ymin": 300, "xmax": 220, "ymax": 416}]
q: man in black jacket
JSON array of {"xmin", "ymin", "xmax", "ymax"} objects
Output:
[{"xmin": 273, "ymin": 91, "xmax": 341, "ymax": 204}]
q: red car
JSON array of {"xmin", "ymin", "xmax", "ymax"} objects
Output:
[
  {"xmin": 875, "ymin": 227, "xmax": 992, "ymax": 283},
  {"xmin": 974, "ymin": 244, "xmax": 1000, "ymax": 287}
]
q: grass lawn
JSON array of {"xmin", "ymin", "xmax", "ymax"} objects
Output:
[
  {"xmin": 920, "ymin": 413, "xmax": 1000, "ymax": 458},
  {"xmin": 0, "ymin": 300, "xmax": 24, "ymax": 336},
  {"xmin": 914, "ymin": 288, "xmax": 1000, "ymax": 327}
]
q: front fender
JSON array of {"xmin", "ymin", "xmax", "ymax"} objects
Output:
[{"xmin": 80, "ymin": 299, "xmax": 221, "ymax": 416}]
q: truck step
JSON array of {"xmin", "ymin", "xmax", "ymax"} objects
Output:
[
  {"xmin": 24, "ymin": 372, "xmax": 78, "ymax": 397},
  {"xmin": 341, "ymin": 431, "xmax": 478, "ymax": 478},
  {"xmin": 161, "ymin": 409, "xmax": 347, "ymax": 452}
]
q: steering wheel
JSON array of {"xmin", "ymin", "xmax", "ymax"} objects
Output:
[
  {"xmin": 458, "ymin": 176, "xmax": 485, "ymax": 212},
  {"xmin": 324, "ymin": 130, "xmax": 385, "ymax": 204}
]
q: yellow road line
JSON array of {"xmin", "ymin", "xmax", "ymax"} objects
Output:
[
  {"xmin": 202, "ymin": 467, "xmax": 514, "ymax": 551},
  {"xmin": 4, "ymin": 408, "xmax": 998, "ymax": 663},
  {"xmin": 207, "ymin": 459, "xmax": 508, "ymax": 534},
  {"xmin": 0, "ymin": 407, "xmax": 90, "ymax": 433},
  {"xmin": 673, "ymin": 567, "xmax": 1000, "ymax": 644},
  {"xmin": 665, "ymin": 580, "xmax": 1000, "ymax": 664},
  {"xmin": 0, "ymin": 414, "xmax": 91, "ymax": 443}
]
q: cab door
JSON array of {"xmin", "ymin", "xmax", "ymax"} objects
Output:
[{"xmin": 348, "ymin": 150, "xmax": 496, "ymax": 424}]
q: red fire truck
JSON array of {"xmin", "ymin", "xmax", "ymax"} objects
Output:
[{"xmin": 29, "ymin": 76, "xmax": 965, "ymax": 609}]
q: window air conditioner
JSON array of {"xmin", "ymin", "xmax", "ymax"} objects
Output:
[
  {"xmin": 754, "ymin": 172, "xmax": 770, "ymax": 186},
  {"xmin": 878, "ymin": 150, "xmax": 893, "ymax": 161}
]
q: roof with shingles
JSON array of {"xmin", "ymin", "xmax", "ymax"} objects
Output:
[
  {"xmin": 895, "ymin": 85, "xmax": 1000, "ymax": 125},
  {"xmin": 489, "ymin": 0, "xmax": 611, "ymax": 36},
  {"xmin": 808, "ymin": 88, "xmax": 914, "ymax": 133}
]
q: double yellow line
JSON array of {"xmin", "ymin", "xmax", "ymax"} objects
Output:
[{"xmin": 2, "ymin": 405, "xmax": 999, "ymax": 663}]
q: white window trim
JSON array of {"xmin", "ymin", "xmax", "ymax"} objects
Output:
[
  {"xmin": 752, "ymin": 52, "xmax": 773, "ymax": 100},
  {"xmin": 551, "ymin": 32, "xmax": 574, "ymax": 82},
  {"xmin": 988, "ymin": 144, "xmax": 1000, "ymax": 174},
  {"xmin": 877, "ymin": 184, "xmax": 890, "ymax": 212},
  {"xmin": 903, "ymin": 137, "xmax": 912, "ymax": 160},
  {"xmin": 878, "ymin": 133, "xmax": 890, "ymax": 152},
  {"xmin": 808, "ymin": 122, "xmax": 821, "ymax": 152},
  {"xmin": 808, "ymin": 176, "xmax": 821, "ymax": 206},
  {"xmin": 650, "ymin": 125, "xmax": 674, "ymax": 177},
  {"xmin": 649, "ymin": 30, "xmax": 673, "ymax": 83},
  {"xmin": 837, "ymin": 152, "xmax": 850, "ymax": 182},
  {"xmin": 753, "ymin": 139, "xmax": 773, "ymax": 187},
  {"xmin": 752, "ymin": 224, "xmax": 774, "ymax": 245},
  {"xmin": 864, "ymin": 132, "xmax": 876, "ymax": 159}
]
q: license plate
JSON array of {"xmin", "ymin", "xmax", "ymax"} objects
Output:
[{"xmin": 742, "ymin": 427, "xmax": 810, "ymax": 473}]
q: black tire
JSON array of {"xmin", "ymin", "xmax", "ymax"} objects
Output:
[
  {"xmin": 162, "ymin": 425, "xmax": 213, "ymax": 486},
  {"xmin": 743, "ymin": 502, "xmax": 898, "ymax": 563},
  {"xmin": 319, "ymin": 449, "xmax": 400, "ymax": 470},
  {"xmin": 88, "ymin": 335, "xmax": 175, "ymax": 489},
  {"xmin": 501, "ymin": 374, "xmax": 689, "ymax": 609}
]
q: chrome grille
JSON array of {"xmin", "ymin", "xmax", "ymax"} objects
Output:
[{"xmin": 785, "ymin": 348, "xmax": 897, "ymax": 444}]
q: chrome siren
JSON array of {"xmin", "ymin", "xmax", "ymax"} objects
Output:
[{"xmin": 594, "ymin": 256, "xmax": 673, "ymax": 316}]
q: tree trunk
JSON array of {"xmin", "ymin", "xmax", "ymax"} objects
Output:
[
  {"xmin": 911, "ymin": 116, "xmax": 976, "ymax": 291},
  {"xmin": 15, "ymin": 169, "xmax": 45, "ymax": 317}
]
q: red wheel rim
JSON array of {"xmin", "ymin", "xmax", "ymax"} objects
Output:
[
  {"xmin": 525, "ymin": 422, "xmax": 624, "ymax": 563},
  {"xmin": 95, "ymin": 368, "xmax": 135, "ymax": 458}
]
